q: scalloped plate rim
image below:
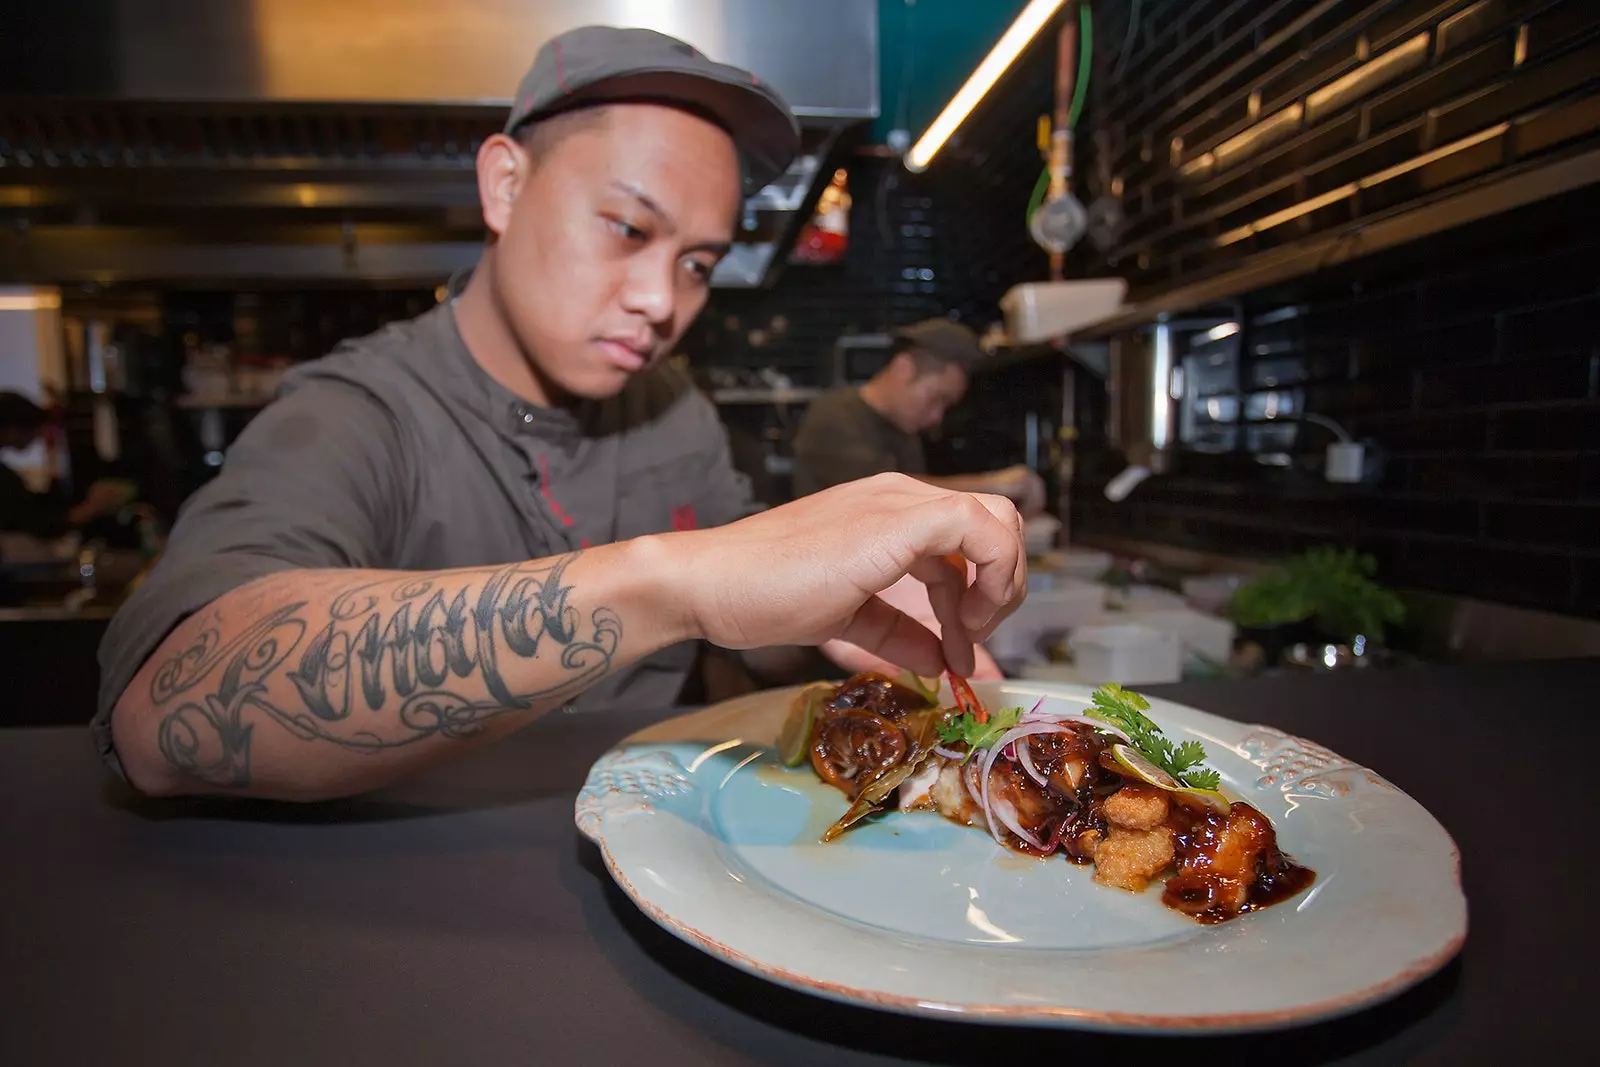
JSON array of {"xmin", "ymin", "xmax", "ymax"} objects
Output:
[{"xmin": 576, "ymin": 680, "xmax": 1467, "ymax": 1034}]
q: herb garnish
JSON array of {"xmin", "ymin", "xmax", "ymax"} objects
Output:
[
  {"xmin": 936, "ymin": 705, "xmax": 1023, "ymax": 757},
  {"xmin": 1085, "ymin": 684, "xmax": 1221, "ymax": 790}
]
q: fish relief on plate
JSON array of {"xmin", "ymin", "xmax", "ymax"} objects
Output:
[
  {"xmin": 1238, "ymin": 726, "xmax": 1398, "ymax": 799},
  {"xmin": 575, "ymin": 749, "xmax": 695, "ymax": 838}
]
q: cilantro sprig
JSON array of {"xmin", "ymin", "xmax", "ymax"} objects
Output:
[
  {"xmin": 936, "ymin": 704, "xmax": 1023, "ymax": 759},
  {"xmin": 1086, "ymin": 684, "xmax": 1222, "ymax": 790}
]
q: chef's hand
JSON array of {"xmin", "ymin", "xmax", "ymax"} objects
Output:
[
  {"xmin": 993, "ymin": 464, "xmax": 1047, "ymax": 518},
  {"xmin": 673, "ymin": 473, "xmax": 1025, "ymax": 678},
  {"xmin": 67, "ymin": 479, "xmax": 137, "ymax": 525},
  {"xmin": 820, "ymin": 571, "xmax": 1003, "ymax": 679}
]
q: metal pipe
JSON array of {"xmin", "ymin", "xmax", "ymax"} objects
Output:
[{"xmin": 1048, "ymin": 2, "xmax": 1078, "ymax": 279}]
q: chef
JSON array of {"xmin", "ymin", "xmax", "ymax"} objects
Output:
[{"xmin": 93, "ymin": 25, "xmax": 1025, "ymax": 801}]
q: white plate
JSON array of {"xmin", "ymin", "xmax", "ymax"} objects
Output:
[{"xmin": 576, "ymin": 680, "xmax": 1466, "ymax": 1033}]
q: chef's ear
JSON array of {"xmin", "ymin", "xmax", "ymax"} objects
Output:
[{"xmin": 476, "ymin": 133, "xmax": 530, "ymax": 237}]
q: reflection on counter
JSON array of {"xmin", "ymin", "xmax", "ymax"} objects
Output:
[
  {"xmin": 0, "ymin": 526, "xmax": 157, "ymax": 613},
  {"xmin": 0, "ymin": 530, "xmax": 154, "ymax": 727}
]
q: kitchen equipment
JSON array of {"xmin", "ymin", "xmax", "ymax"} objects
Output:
[
  {"xmin": 1068, "ymin": 623, "xmax": 1182, "ymax": 686},
  {"xmin": 1123, "ymin": 607, "xmax": 1236, "ymax": 668},
  {"xmin": 986, "ymin": 578, "xmax": 1106, "ymax": 663},
  {"xmin": 1000, "ymin": 279, "xmax": 1126, "ymax": 344},
  {"xmin": 1181, "ymin": 573, "xmax": 1243, "ymax": 614},
  {"xmin": 1023, "ymin": 514, "xmax": 1062, "ymax": 555},
  {"xmin": 1103, "ymin": 322, "xmax": 1177, "ymax": 500},
  {"xmin": 1108, "ymin": 583, "xmax": 1186, "ymax": 613}
]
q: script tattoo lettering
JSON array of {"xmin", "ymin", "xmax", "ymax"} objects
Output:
[{"xmin": 152, "ymin": 555, "xmax": 619, "ymax": 788}]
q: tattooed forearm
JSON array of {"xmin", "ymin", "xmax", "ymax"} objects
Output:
[{"xmin": 148, "ymin": 554, "xmax": 621, "ymax": 790}]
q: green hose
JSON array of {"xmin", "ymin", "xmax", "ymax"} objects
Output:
[
  {"xmin": 1068, "ymin": 1, "xmax": 1093, "ymax": 130},
  {"xmin": 1026, "ymin": 166, "xmax": 1051, "ymax": 220},
  {"xmin": 1028, "ymin": 1, "xmax": 1093, "ymax": 226}
]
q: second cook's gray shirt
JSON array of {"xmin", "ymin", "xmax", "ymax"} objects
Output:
[
  {"xmin": 790, "ymin": 387, "xmax": 927, "ymax": 498},
  {"xmin": 92, "ymin": 294, "xmax": 755, "ymax": 776}
]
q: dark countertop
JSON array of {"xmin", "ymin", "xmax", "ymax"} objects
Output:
[{"xmin": 3, "ymin": 659, "xmax": 1595, "ymax": 1065}]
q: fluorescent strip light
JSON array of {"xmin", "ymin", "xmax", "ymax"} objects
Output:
[
  {"xmin": 1151, "ymin": 322, "xmax": 1172, "ymax": 451},
  {"xmin": 905, "ymin": 0, "xmax": 1068, "ymax": 172},
  {"xmin": 0, "ymin": 290, "xmax": 62, "ymax": 311}
]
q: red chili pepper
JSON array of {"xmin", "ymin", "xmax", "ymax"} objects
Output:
[{"xmin": 946, "ymin": 672, "xmax": 987, "ymax": 724}]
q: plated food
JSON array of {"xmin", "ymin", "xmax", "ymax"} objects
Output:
[
  {"xmin": 578, "ymin": 678, "xmax": 1465, "ymax": 1031},
  {"xmin": 780, "ymin": 671, "xmax": 1314, "ymax": 923}
]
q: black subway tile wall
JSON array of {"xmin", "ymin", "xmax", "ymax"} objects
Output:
[
  {"xmin": 1072, "ymin": 185, "xmax": 1600, "ymax": 618},
  {"xmin": 676, "ymin": 25, "xmax": 1056, "ymax": 382},
  {"xmin": 1078, "ymin": 0, "xmax": 1600, "ymax": 298},
  {"xmin": 1064, "ymin": 0, "xmax": 1600, "ymax": 617}
]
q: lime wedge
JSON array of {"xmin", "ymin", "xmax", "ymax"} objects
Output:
[
  {"xmin": 898, "ymin": 670, "xmax": 940, "ymax": 705},
  {"xmin": 1109, "ymin": 744, "xmax": 1180, "ymax": 789},
  {"xmin": 777, "ymin": 688, "xmax": 822, "ymax": 767},
  {"xmin": 1108, "ymin": 744, "xmax": 1230, "ymax": 813},
  {"xmin": 1174, "ymin": 786, "xmax": 1232, "ymax": 814}
]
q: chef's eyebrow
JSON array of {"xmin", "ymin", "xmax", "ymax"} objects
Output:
[{"xmin": 609, "ymin": 180, "xmax": 732, "ymax": 256}]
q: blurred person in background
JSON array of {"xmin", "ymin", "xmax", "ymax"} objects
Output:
[
  {"xmin": 0, "ymin": 391, "xmax": 133, "ymax": 540},
  {"xmin": 791, "ymin": 319, "xmax": 1046, "ymax": 515}
]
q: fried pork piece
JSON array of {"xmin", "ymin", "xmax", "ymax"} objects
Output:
[
  {"xmin": 1058, "ymin": 824, "xmax": 1103, "ymax": 863},
  {"xmin": 1093, "ymin": 826, "xmax": 1177, "ymax": 892},
  {"xmin": 927, "ymin": 762, "xmax": 983, "ymax": 827},
  {"xmin": 1020, "ymin": 728, "xmax": 1105, "ymax": 793},
  {"xmin": 898, "ymin": 758, "xmax": 941, "ymax": 812},
  {"xmin": 1091, "ymin": 785, "xmax": 1178, "ymax": 891},
  {"xmin": 1102, "ymin": 783, "xmax": 1170, "ymax": 830},
  {"xmin": 1164, "ymin": 803, "xmax": 1278, "ymax": 920}
]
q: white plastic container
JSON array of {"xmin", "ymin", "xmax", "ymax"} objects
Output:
[
  {"xmin": 1109, "ymin": 584, "xmax": 1186, "ymax": 613},
  {"xmin": 1069, "ymin": 623, "xmax": 1183, "ymax": 686},
  {"xmin": 1016, "ymin": 661, "xmax": 1084, "ymax": 685},
  {"xmin": 1180, "ymin": 573, "xmax": 1243, "ymax": 615},
  {"xmin": 1125, "ymin": 607, "xmax": 1236, "ymax": 667},
  {"xmin": 1000, "ymin": 279, "xmax": 1128, "ymax": 343},
  {"xmin": 987, "ymin": 579, "xmax": 1107, "ymax": 664},
  {"xmin": 1024, "ymin": 514, "xmax": 1062, "ymax": 555}
]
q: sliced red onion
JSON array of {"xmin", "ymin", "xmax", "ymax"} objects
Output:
[
  {"xmin": 991, "ymin": 722, "xmax": 1082, "ymax": 750},
  {"xmin": 1042, "ymin": 816, "xmax": 1073, "ymax": 854},
  {"xmin": 933, "ymin": 745, "xmax": 966, "ymax": 762},
  {"xmin": 989, "ymin": 795, "xmax": 1047, "ymax": 851},
  {"xmin": 976, "ymin": 730, "xmax": 1005, "ymax": 845},
  {"xmin": 975, "ymin": 723, "xmax": 1060, "ymax": 847},
  {"xmin": 1015, "ymin": 739, "xmax": 1048, "ymax": 788},
  {"xmin": 963, "ymin": 758, "xmax": 986, "ymax": 808},
  {"xmin": 1015, "ymin": 697, "xmax": 1048, "ymax": 722},
  {"xmin": 1019, "ymin": 708, "xmax": 1133, "ymax": 743}
]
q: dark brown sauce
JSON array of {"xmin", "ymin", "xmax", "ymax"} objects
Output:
[
  {"xmin": 809, "ymin": 674, "xmax": 938, "ymax": 799},
  {"xmin": 1162, "ymin": 800, "xmax": 1316, "ymax": 923},
  {"xmin": 807, "ymin": 673, "xmax": 1316, "ymax": 923},
  {"xmin": 826, "ymin": 673, "xmax": 933, "ymax": 721}
]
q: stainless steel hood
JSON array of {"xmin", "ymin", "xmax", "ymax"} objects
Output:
[{"xmin": 0, "ymin": 0, "xmax": 879, "ymax": 288}]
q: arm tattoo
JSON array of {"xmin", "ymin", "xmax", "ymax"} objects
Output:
[{"xmin": 151, "ymin": 555, "xmax": 620, "ymax": 788}]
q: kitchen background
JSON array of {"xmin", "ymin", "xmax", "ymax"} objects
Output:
[{"xmin": 1, "ymin": 0, "xmax": 1597, "ymax": 719}]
